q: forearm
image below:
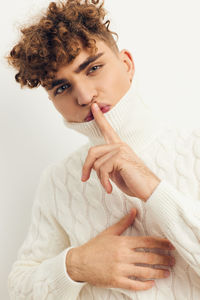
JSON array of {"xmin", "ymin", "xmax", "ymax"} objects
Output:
[
  {"xmin": 146, "ymin": 179, "xmax": 200, "ymax": 277},
  {"xmin": 8, "ymin": 166, "xmax": 86, "ymax": 300},
  {"xmin": 8, "ymin": 247, "xmax": 86, "ymax": 300}
]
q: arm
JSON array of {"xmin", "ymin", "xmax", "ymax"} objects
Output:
[
  {"xmin": 81, "ymin": 104, "xmax": 200, "ymax": 284},
  {"xmin": 146, "ymin": 178, "xmax": 200, "ymax": 279},
  {"xmin": 8, "ymin": 165, "xmax": 173, "ymax": 298},
  {"xmin": 8, "ymin": 166, "xmax": 86, "ymax": 300}
]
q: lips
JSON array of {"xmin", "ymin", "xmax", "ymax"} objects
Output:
[{"xmin": 84, "ymin": 104, "xmax": 111, "ymax": 122}]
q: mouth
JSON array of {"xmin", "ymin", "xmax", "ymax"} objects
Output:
[{"xmin": 84, "ymin": 104, "xmax": 111, "ymax": 122}]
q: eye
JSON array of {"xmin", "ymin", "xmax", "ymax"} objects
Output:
[
  {"xmin": 88, "ymin": 64, "xmax": 103, "ymax": 74},
  {"xmin": 55, "ymin": 83, "xmax": 71, "ymax": 96}
]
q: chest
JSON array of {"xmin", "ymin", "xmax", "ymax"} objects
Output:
[{"xmin": 57, "ymin": 132, "xmax": 197, "ymax": 247}]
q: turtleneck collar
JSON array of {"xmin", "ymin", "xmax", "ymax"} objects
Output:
[{"xmin": 63, "ymin": 74, "xmax": 169, "ymax": 155}]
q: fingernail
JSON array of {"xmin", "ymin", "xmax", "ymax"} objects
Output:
[
  {"xmin": 164, "ymin": 271, "xmax": 170, "ymax": 277},
  {"xmin": 92, "ymin": 103, "xmax": 99, "ymax": 111},
  {"xmin": 81, "ymin": 173, "xmax": 86, "ymax": 181}
]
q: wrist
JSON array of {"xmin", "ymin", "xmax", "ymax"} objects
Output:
[
  {"xmin": 65, "ymin": 247, "xmax": 85, "ymax": 282},
  {"xmin": 144, "ymin": 177, "xmax": 161, "ymax": 202}
]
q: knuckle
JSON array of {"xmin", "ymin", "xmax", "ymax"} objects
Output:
[
  {"xmin": 119, "ymin": 143, "xmax": 127, "ymax": 153},
  {"xmin": 142, "ymin": 236, "xmax": 152, "ymax": 247},
  {"xmin": 99, "ymin": 165, "xmax": 106, "ymax": 173},
  {"xmin": 93, "ymin": 160, "xmax": 99, "ymax": 171},
  {"xmin": 126, "ymin": 282, "xmax": 136, "ymax": 291},
  {"xmin": 118, "ymin": 141, "xmax": 126, "ymax": 148},
  {"xmin": 110, "ymin": 276, "xmax": 120, "ymax": 287},
  {"xmin": 88, "ymin": 147, "xmax": 96, "ymax": 157},
  {"xmin": 115, "ymin": 262, "xmax": 124, "ymax": 275},
  {"xmin": 113, "ymin": 240, "xmax": 130, "ymax": 263},
  {"xmin": 124, "ymin": 236, "xmax": 132, "ymax": 245},
  {"xmin": 110, "ymin": 263, "xmax": 121, "ymax": 277},
  {"xmin": 118, "ymin": 237, "xmax": 128, "ymax": 249}
]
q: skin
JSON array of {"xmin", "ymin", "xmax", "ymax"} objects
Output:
[
  {"xmin": 47, "ymin": 38, "xmax": 175, "ymax": 290},
  {"xmin": 67, "ymin": 208, "xmax": 175, "ymax": 290},
  {"xmin": 47, "ymin": 39, "xmax": 134, "ymax": 122},
  {"xmin": 82, "ymin": 102, "xmax": 161, "ymax": 200}
]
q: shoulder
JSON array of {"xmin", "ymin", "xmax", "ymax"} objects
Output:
[
  {"xmin": 150, "ymin": 124, "xmax": 200, "ymax": 175},
  {"xmin": 173, "ymin": 126, "xmax": 200, "ymax": 156},
  {"xmin": 157, "ymin": 123, "xmax": 200, "ymax": 153},
  {"xmin": 190, "ymin": 128, "xmax": 200, "ymax": 159},
  {"xmin": 169, "ymin": 126, "xmax": 200, "ymax": 183}
]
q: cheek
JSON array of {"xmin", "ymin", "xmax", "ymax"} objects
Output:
[
  {"xmin": 99, "ymin": 66, "xmax": 129, "ymax": 98},
  {"xmin": 52, "ymin": 97, "xmax": 83, "ymax": 122},
  {"xmin": 52, "ymin": 98, "xmax": 74, "ymax": 118}
]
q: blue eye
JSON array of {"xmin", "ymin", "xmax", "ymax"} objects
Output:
[
  {"xmin": 55, "ymin": 83, "xmax": 70, "ymax": 95},
  {"xmin": 88, "ymin": 65, "xmax": 103, "ymax": 74}
]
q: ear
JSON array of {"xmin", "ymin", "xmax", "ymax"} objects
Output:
[{"xmin": 119, "ymin": 49, "xmax": 135, "ymax": 83}]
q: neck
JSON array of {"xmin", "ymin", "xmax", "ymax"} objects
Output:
[{"xmin": 63, "ymin": 74, "xmax": 169, "ymax": 154}]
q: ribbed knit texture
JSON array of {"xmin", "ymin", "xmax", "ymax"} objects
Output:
[
  {"xmin": 8, "ymin": 74, "xmax": 200, "ymax": 299},
  {"xmin": 63, "ymin": 74, "xmax": 169, "ymax": 153}
]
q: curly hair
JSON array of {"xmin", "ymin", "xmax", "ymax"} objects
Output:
[{"xmin": 6, "ymin": 0, "xmax": 119, "ymax": 90}]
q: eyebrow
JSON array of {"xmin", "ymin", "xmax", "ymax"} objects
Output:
[
  {"xmin": 50, "ymin": 52, "xmax": 104, "ymax": 90},
  {"xmin": 74, "ymin": 52, "xmax": 104, "ymax": 73}
]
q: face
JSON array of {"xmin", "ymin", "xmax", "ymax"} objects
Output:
[{"xmin": 47, "ymin": 39, "xmax": 135, "ymax": 123}]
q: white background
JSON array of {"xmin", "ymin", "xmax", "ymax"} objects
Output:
[{"xmin": 1, "ymin": 0, "xmax": 200, "ymax": 299}]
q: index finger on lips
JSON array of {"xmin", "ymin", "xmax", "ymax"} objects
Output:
[{"xmin": 91, "ymin": 103, "xmax": 121, "ymax": 144}]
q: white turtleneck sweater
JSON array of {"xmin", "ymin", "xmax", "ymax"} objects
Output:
[{"xmin": 8, "ymin": 75, "xmax": 200, "ymax": 300}]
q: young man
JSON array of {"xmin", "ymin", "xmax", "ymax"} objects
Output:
[{"xmin": 7, "ymin": 0, "xmax": 200, "ymax": 299}]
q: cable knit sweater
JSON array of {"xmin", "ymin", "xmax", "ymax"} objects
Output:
[{"xmin": 8, "ymin": 75, "xmax": 200, "ymax": 300}]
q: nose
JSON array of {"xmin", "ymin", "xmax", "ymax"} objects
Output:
[{"xmin": 74, "ymin": 81, "xmax": 97, "ymax": 106}]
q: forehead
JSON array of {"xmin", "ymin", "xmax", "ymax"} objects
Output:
[{"xmin": 55, "ymin": 39, "xmax": 116, "ymax": 77}]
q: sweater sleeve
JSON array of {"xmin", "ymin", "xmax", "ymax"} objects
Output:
[
  {"xmin": 8, "ymin": 166, "xmax": 87, "ymax": 300},
  {"xmin": 145, "ymin": 179, "xmax": 200, "ymax": 279}
]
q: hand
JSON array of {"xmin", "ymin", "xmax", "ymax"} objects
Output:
[
  {"xmin": 81, "ymin": 103, "xmax": 161, "ymax": 201},
  {"xmin": 66, "ymin": 209, "xmax": 175, "ymax": 291}
]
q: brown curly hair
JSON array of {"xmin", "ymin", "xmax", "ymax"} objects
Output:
[{"xmin": 6, "ymin": 0, "xmax": 119, "ymax": 90}]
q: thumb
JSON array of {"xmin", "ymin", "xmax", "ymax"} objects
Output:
[{"xmin": 102, "ymin": 208, "xmax": 137, "ymax": 236}]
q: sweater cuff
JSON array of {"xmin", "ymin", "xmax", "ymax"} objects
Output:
[
  {"xmin": 64, "ymin": 247, "xmax": 87, "ymax": 285},
  {"xmin": 47, "ymin": 247, "xmax": 87, "ymax": 299},
  {"xmin": 145, "ymin": 179, "xmax": 193, "ymax": 232}
]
